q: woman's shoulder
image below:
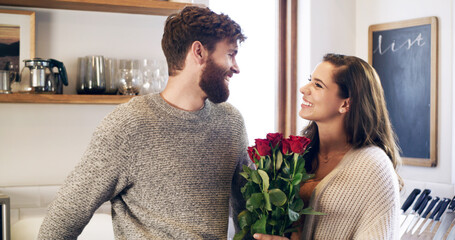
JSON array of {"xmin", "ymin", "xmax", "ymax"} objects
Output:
[
  {"xmin": 349, "ymin": 145, "xmax": 392, "ymax": 168},
  {"xmin": 344, "ymin": 145, "xmax": 397, "ymax": 183}
]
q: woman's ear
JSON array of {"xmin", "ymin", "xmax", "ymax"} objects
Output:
[
  {"xmin": 339, "ymin": 98, "xmax": 350, "ymax": 114},
  {"xmin": 190, "ymin": 41, "xmax": 208, "ymax": 65}
]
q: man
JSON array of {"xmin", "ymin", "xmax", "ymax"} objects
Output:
[{"xmin": 38, "ymin": 6, "xmax": 248, "ymax": 239}]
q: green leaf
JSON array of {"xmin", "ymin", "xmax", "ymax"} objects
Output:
[
  {"xmin": 276, "ymin": 151, "xmax": 283, "ymax": 170},
  {"xmin": 300, "ymin": 207, "xmax": 326, "ymax": 215},
  {"xmin": 282, "ymin": 166, "xmax": 291, "ymax": 176},
  {"xmin": 239, "ymin": 172, "xmax": 249, "ymax": 180},
  {"xmin": 269, "ymin": 188, "xmax": 287, "ymax": 207},
  {"xmin": 290, "ymin": 198, "xmax": 304, "ymax": 212},
  {"xmin": 238, "ymin": 210, "xmax": 253, "ymax": 230},
  {"xmin": 246, "ymin": 193, "xmax": 264, "ymax": 211},
  {"xmin": 295, "ymin": 158, "xmax": 306, "ymax": 174},
  {"xmin": 263, "ymin": 156, "xmax": 271, "ymax": 171},
  {"xmin": 263, "ymin": 192, "xmax": 272, "ymax": 211},
  {"xmin": 251, "ymin": 216, "xmax": 267, "ymax": 234},
  {"xmin": 272, "ymin": 206, "xmax": 285, "ymax": 219},
  {"xmin": 251, "ymin": 170, "xmax": 261, "ymax": 185},
  {"xmin": 242, "ymin": 165, "xmax": 252, "ymax": 174},
  {"xmin": 291, "ymin": 173, "xmax": 303, "ymax": 186},
  {"xmin": 288, "ymin": 208, "xmax": 300, "ymax": 222},
  {"xmin": 257, "ymin": 169, "xmax": 270, "ymax": 191},
  {"xmin": 268, "ymin": 219, "xmax": 278, "ymax": 226},
  {"xmin": 241, "ymin": 181, "xmax": 258, "ymax": 199},
  {"xmin": 234, "ymin": 227, "xmax": 249, "ymax": 240}
]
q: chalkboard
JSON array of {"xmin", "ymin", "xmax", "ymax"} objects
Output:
[{"xmin": 368, "ymin": 17, "xmax": 438, "ymax": 167}]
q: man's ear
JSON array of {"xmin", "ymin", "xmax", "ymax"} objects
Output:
[
  {"xmin": 339, "ymin": 98, "xmax": 350, "ymax": 114},
  {"xmin": 190, "ymin": 41, "xmax": 208, "ymax": 65}
]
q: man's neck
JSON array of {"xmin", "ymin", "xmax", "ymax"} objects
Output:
[{"xmin": 160, "ymin": 75, "xmax": 207, "ymax": 112}]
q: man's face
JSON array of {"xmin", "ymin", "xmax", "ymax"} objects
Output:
[{"xmin": 199, "ymin": 39, "xmax": 240, "ymax": 103}]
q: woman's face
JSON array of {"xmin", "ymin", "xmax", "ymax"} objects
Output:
[{"xmin": 299, "ymin": 61, "xmax": 348, "ymax": 122}]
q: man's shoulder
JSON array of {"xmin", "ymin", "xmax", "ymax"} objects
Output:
[
  {"xmin": 102, "ymin": 95, "xmax": 159, "ymax": 126},
  {"xmin": 210, "ymin": 101, "xmax": 242, "ymax": 116}
]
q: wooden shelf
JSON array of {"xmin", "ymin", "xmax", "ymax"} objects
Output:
[
  {"xmin": 0, "ymin": 94, "xmax": 134, "ymax": 104},
  {"xmin": 0, "ymin": 0, "xmax": 199, "ymax": 16}
]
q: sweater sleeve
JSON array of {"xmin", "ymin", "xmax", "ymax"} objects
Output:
[
  {"xmin": 229, "ymin": 119, "xmax": 254, "ymax": 234},
  {"xmin": 354, "ymin": 149, "xmax": 400, "ymax": 240},
  {"xmin": 37, "ymin": 110, "xmax": 132, "ymax": 239}
]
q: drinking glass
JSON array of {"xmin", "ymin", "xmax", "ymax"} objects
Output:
[
  {"xmin": 117, "ymin": 59, "xmax": 143, "ymax": 95},
  {"xmin": 76, "ymin": 57, "xmax": 87, "ymax": 94},
  {"xmin": 104, "ymin": 58, "xmax": 119, "ymax": 95},
  {"xmin": 154, "ymin": 60, "xmax": 168, "ymax": 92},
  {"xmin": 84, "ymin": 56, "xmax": 106, "ymax": 94}
]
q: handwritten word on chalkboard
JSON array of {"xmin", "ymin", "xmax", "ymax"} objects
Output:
[{"xmin": 368, "ymin": 17, "xmax": 438, "ymax": 167}]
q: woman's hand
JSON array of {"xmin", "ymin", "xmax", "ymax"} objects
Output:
[{"xmin": 252, "ymin": 233, "xmax": 289, "ymax": 240}]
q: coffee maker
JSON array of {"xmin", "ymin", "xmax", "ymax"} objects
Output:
[{"xmin": 17, "ymin": 58, "xmax": 68, "ymax": 94}]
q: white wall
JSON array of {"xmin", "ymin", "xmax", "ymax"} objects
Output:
[
  {"xmin": 0, "ymin": 8, "xmax": 166, "ymax": 186},
  {"xmin": 210, "ymin": 0, "xmax": 278, "ymax": 144},
  {"xmin": 356, "ymin": 0, "xmax": 454, "ymax": 184},
  {"xmin": 298, "ymin": 0, "xmax": 454, "ymax": 186},
  {"xmin": 296, "ymin": 0, "xmax": 356, "ymax": 133},
  {"xmin": 0, "ymin": 2, "xmax": 277, "ymax": 187}
]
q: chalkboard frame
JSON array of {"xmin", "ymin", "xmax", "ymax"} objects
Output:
[{"xmin": 368, "ymin": 17, "xmax": 438, "ymax": 167}]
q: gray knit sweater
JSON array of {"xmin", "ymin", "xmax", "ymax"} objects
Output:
[
  {"xmin": 38, "ymin": 93, "xmax": 250, "ymax": 239},
  {"xmin": 301, "ymin": 146, "xmax": 400, "ymax": 240}
]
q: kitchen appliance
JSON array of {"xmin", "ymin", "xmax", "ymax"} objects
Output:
[
  {"xmin": 18, "ymin": 58, "xmax": 68, "ymax": 94},
  {"xmin": 0, "ymin": 70, "xmax": 16, "ymax": 94},
  {"xmin": 0, "ymin": 194, "xmax": 10, "ymax": 240}
]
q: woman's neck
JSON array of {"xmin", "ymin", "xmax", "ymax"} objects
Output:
[{"xmin": 316, "ymin": 121, "xmax": 351, "ymax": 156}]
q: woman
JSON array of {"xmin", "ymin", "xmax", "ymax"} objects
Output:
[{"xmin": 254, "ymin": 53, "xmax": 402, "ymax": 240}]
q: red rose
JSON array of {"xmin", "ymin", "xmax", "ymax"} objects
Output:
[
  {"xmin": 255, "ymin": 138, "xmax": 271, "ymax": 156},
  {"xmin": 247, "ymin": 146, "xmax": 258, "ymax": 163},
  {"xmin": 281, "ymin": 139, "xmax": 291, "ymax": 155},
  {"xmin": 288, "ymin": 135, "xmax": 311, "ymax": 154},
  {"xmin": 266, "ymin": 133, "xmax": 283, "ymax": 148}
]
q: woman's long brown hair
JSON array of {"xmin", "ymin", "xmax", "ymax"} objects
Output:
[{"xmin": 302, "ymin": 53, "xmax": 403, "ymax": 188}]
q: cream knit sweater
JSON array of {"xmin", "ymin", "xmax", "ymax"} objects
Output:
[{"xmin": 301, "ymin": 146, "xmax": 400, "ymax": 240}]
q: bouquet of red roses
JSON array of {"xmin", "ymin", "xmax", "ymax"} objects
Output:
[{"xmin": 234, "ymin": 133, "xmax": 324, "ymax": 239}]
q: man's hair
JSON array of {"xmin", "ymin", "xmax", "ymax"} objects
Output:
[{"xmin": 161, "ymin": 6, "xmax": 246, "ymax": 76}]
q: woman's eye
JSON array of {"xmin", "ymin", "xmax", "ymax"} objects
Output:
[{"xmin": 315, "ymin": 83, "xmax": 323, "ymax": 88}]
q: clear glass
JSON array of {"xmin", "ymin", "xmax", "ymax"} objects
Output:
[
  {"xmin": 104, "ymin": 58, "xmax": 119, "ymax": 95},
  {"xmin": 15, "ymin": 66, "xmax": 33, "ymax": 93},
  {"xmin": 76, "ymin": 57, "xmax": 87, "ymax": 94},
  {"xmin": 84, "ymin": 56, "xmax": 106, "ymax": 94},
  {"xmin": 117, "ymin": 59, "xmax": 143, "ymax": 96}
]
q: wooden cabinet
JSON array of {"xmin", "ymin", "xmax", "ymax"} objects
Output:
[{"xmin": 0, "ymin": 0, "xmax": 197, "ymax": 104}]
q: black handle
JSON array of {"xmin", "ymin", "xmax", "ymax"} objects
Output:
[
  {"xmin": 434, "ymin": 198, "xmax": 451, "ymax": 221},
  {"xmin": 49, "ymin": 59, "xmax": 68, "ymax": 86},
  {"xmin": 417, "ymin": 195, "xmax": 432, "ymax": 215},
  {"xmin": 422, "ymin": 197, "xmax": 440, "ymax": 218},
  {"xmin": 448, "ymin": 196, "xmax": 455, "ymax": 211},
  {"xmin": 412, "ymin": 189, "xmax": 431, "ymax": 211},
  {"xmin": 401, "ymin": 188, "xmax": 421, "ymax": 212},
  {"xmin": 429, "ymin": 198, "xmax": 447, "ymax": 220}
]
